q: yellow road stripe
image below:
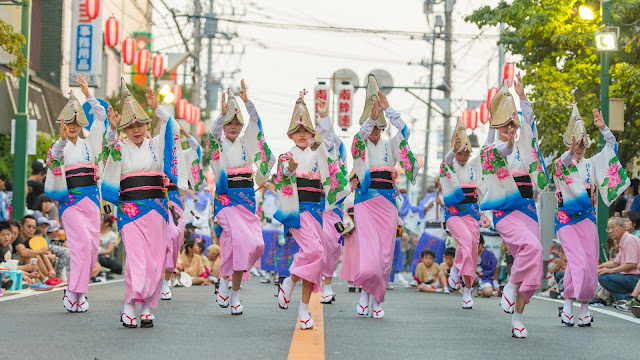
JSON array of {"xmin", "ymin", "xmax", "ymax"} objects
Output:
[{"xmin": 287, "ymin": 292, "xmax": 325, "ymax": 360}]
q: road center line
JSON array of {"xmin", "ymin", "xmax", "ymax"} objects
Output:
[
  {"xmin": 531, "ymin": 295, "xmax": 640, "ymax": 325},
  {"xmin": 287, "ymin": 292, "xmax": 325, "ymax": 360}
]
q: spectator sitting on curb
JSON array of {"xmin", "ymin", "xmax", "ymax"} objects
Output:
[
  {"xmin": 7, "ymin": 220, "xmax": 38, "ymax": 287},
  {"xmin": 12, "ymin": 215, "xmax": 59, "ymax": 289},
  {"xmin": 616, "ymin": 265, "xmax": 640, "ymax": 311},
  {"xmin": 414, "ymin": 249, "xmax": 448, "ymax": 293},
  {"xmin": 475, "ymin": 235, "xmax": 497, "ymax": 297},
  {"xmin": 597, "ymin": 217, "xmax": 640, "ymax": 305},
  {"xmin": 36, "ymin": 217, "xmax": 70, "ymax": 281}
]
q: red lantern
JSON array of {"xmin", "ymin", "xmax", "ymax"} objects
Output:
[
  {"xmin": 503, "ymin": 63, "xmax": 515, "ymax": 87},
  {"xmin": 122, "ymin": 37, "xmax": 136, "ymax": 65},
  {"xmin": 469, "ymin": 109, "xmax": 478, "ymax": 130},
  {"xmin": 85, "ymin": 0, "xmax": 100, "ymax": 20},
  {"xmin": 194, "ymin": 107, "xmax": 201, "ymax": 123},
  {"xmin": 137, "ymin": 48, "xmax": 150, "ymax": 74},
  {"xmin": 151, "ymin": 54, "xmax": 164, "ymax": 79},
  {"xmin": 313, "ymin": 83, "xmax": 330, "ymax": 121},
  {"xmin": 177, "ymin": 98, "xmax": 187, "ymax": 119},
  {"xmin": 479, "ymin": 102, "xmax": 489, "ymax": 124},
  {"xmin": 185, "ymin": 103, "xmax": 193, "ymax": 123},
  {"xmin": 190, "ymin": 105, "xmax": 199, "ymax": 124},
  {"xmin": 104, "ymin": 16, "xmax": 119, "ymax": 48},
  {"xmin": 171, "ymin": 84, "xmax": 182, "ymax": 102},
  {"xmin": 196, "ymin": 121, "xmax": 205, "ymax": 137},
  {"xmin": 487, "ymin": 87, "xmax": 498, "ymax": 106},
  {"xmin": 461, "ymin": 109, "xmax": 471, "ymax": 129}
]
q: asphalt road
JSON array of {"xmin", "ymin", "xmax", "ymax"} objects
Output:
[{"xmin": 1, "ymin": 277, "xmax": 638, "ymax": 360}]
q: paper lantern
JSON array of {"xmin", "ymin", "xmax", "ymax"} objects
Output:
[
  {"xmin": 196, "ymin": 121, "xmax": 205, "ymax": 137},
  {"xmin": 479, "ymin": 102, "xmax": 489, "ymax": 124},
  {"xmin": 171, "ymin": 84, "xmax": 182, "ymax": 102},
  {"xmin": 313, "ymin": 82, "xmax": 330, "ymax": 121},
  {"xmin": 336, "ymin": 82, "xmax": 354, "ymax": 130},
  {"xmin": 151, "ymin": 54, "xmax": 164, "ymax": 79},
  {"xmin": 176, "ymin": 98, "xmax": 187, "ymax": 119},
  {"xmin": 190, "ymin": 105, "xmax": 199, "ymax": 124},
  {"xmin": 185, "ymin": 103, "xmax": 193, "ymax": 123},
  {"xmin": 461, "ymin": 109, "xmax": 471, "ymax": 129},
  {"xmin": 503, "ymin": 63, "xmax": 515, "ymax": 87},
  {"xmin": 469, "ymin": 109, "xmax": 478, "ymax": 130},
  {"xmin": 104, "ymin": 16, "xmax": 119, "ymax": 48},
  {"xmin": 194, "ymin": 107, "xmax": 201, "ymax": 123},
  {"xmin": 137, "ymin": 48, "xmax": 150, "ymax": 74},
  {"xmin": 487, "ymin": 87, "xmax": 498, "ymax": 106},
  {"xmin": 122, "ymin": 37, "xmax": 136, "ymax": 65},
  {"xmin": 85, "ymin": 0, "xmax": 100, "ymax": 20}
]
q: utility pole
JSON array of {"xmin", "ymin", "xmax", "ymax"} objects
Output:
[
  {"xmin": 442, "ymin": 0, "xmax": 454, "ymax": 154},
  {"xmin": 498, "ymin": 0, "xmax": 505, "ymax": 85},
  {"xmin": 597, "ymin": 0, "xmax": 612, "ymax": 261},
  {"xmin": 12, "ymin": 0, "xmax": 32, "ymax": 220},
  {"xmin": 421, "ymin": 14, "xmax": 440, "ymax": 196},
  {"xmin": 192, "ymin": 0, "xmax": 202, "ymax": 135}
]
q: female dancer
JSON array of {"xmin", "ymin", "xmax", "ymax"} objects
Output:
[
  {"xmin": 439, "ymin": 118, "xmax": 486, "ymax": 309},
  {"xmin": 102, "ymin": 80, "xmax": 183, "ymax": 328},
  {"xmin": 351, "ymin": 75, "xmax": 419, "ymax": 318},
  {"xmin": 208, "ymin": 80, "xmax": 275, "ymax": 315},
  {"xmin": 553, "ymin": 104, "xmax": 628, "ymax": 327},
  {"xmin": 275, "ymin": 94, "xmax": 350, "ymax": 329},
  {"xmin": 45, "ymin": 74, "xmax": 106, "ymax": 313},
  {"xmin": 480, "ymin": 73, "xmax": 549, "ymax": 338},
  {"xmin": 161, "ymin": 123, "xmax": 204, "ymax": 300}
]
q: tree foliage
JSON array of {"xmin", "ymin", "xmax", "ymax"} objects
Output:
[
  {"xmin": 0, "ymin": 132, "xmax": 56, "ymax": 180},
  {"xmin": 0, "ymin": 18, "xmax": 29, "ymax": 83},
  {"xmin": 466, "ymin": 0, "xmax": 640, "ymax": 170}
]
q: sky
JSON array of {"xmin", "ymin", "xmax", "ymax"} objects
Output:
[{"xmin": 152, "ymin": 0, "xmax": 508, "ymax": 183}]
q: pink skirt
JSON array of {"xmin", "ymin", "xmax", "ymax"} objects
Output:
[
  {"xmin": 353, "ymin": 196, "xmax": 398, "ymax": 303},
  {"xmin": 289, "ymin": 211, "xmax": 324, "ymax": 293},
  {"xmin": 495, "ymin": 211, "xmax": 543, "ymax": 303},
  {"xmin": 216, "ymin": 205, "xmax": 265, "ymax": 278},
  {"xmin": 322, "ymin": 210, "xmax": 342, "ymax": 277},
  {"xmin": 164, "ymin": 202, "xmax": 184, "ymax": 272},
  {"xmin": 557, "ymin": 219, "xmax": 599, "ymax": 302},
  {"xmin": 447, "ymin": 215, "xmax": 480, "ymax": 282},
  {"xmin": 61, "ymin": 197, "xmax": 101, "ymax": 294},
  {"xmin": 121, "ymin": 210, "xmax": 167, "ymax": 308},
  {"xmin": 339, "ymin": 230, "xmax": 360, "ymax": 283}
]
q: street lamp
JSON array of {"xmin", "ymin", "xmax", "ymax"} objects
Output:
[
  {"xmin": 578, "ymin": 5, "xmax": 595, "ymax": 20},
  {"xmin": 595, "ymin": 31, "xmax": 618, "ymax": 51}
]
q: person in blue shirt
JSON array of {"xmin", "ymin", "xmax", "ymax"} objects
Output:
[{"xmin": 476, "ymin": 235, "xmax": 497, "ymax": 297}]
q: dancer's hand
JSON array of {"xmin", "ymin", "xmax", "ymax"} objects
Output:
[
  {"xmin": 377, "ymin": 90, "xmax": 389, "ymax": 110},
  {"xmin": 506, "ymin": 127, "xmax": 516, "ymax": 149},
  {"xmin": 370, "ymin": 99, "xmax": 382, "ymax": 120},
  {"xmin": 76, "ymin": 74, "xmax": 91, "ymax": 97},
  {"xmin": 146, "ymin": 87, "xmax": 158, "ymax": 110},
  {"xmin": 453, "ymin": 133, "xmax": 462, "ymax": 152},
  {"xmin": 221, "ymin": 92, "xmax": 229, "ymax": 116},
  {"xmin": 107, "ymin": 106, "xmax": 119, "ymax": 130},
  {"xmin": 569, "ymin": 136, "xmax": 580, "ymax": 156},
  {"xmin": 287, "ymin": 158, "xmax": 298, "ymax": 172},
  {"xmin": 318, "ymin": 99, "xmax": 328, "ymax": 118},
  {"xmin": 238, "ymin": 79, "xmax": 249, "ymax": 103},
  {"xmin": 514, "ymin": 72, "xmax": 526, "ymax": 100},
  {"xmin": 593, "ymin": 108, "xmax": 606, "ymax": 130},
  {"xmin": 60, "ymin": 122, "xmax": 69, "ymax": 141}
]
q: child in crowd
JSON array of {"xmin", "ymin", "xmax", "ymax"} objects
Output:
[
  {"xmin": 415, "ymin": 249, "xmax": 448, "ymax": 293},
  {"xmin": 476, "ymin": 236, "xmax": 497, "ymax": 297},
  {"xmin": 177, "ymin": 238, "xmax": 212, "ymax": 286},
  {"xmin": 0, "ymin": 221, "xmax": 14, "ymax": 294},
  {"xmin": 440, "ymin": 247, "xmax": 456, "ymax": 276},
  {"xmin": 206, "ymin": 244, "xmax": 221, "ymax": 284}
]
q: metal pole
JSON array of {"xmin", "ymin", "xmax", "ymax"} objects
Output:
[
  {"xmin": 498, "ymin": 0, "xmax": 505, "ymax": 85},
  {"xmin": 192, "ymin": 0, "xmax": 202, "ymax": 136},
  {"xmin": 421, "ymin": 22, "xmax": 438, "ymax": 197},
  {"xmin": 12, "ymin": 0, "xmax": 32, "ymax": 220},
  {"xmin": 442, "ymin": 0, "xmax": 454, "ymax": 154},
  {"xmin": 597, "ymin": 0, "xmax": 611, "ymax": 262}
]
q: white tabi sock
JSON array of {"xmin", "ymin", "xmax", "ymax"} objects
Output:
[
  {"xmin": 579, "ymin": 303, "xmax": 589, "ymax": 318},
  {"xmin": 512, "ymin": 311, "xmax": 523, "ymax": 327},
  {"xmin": 230, "ymin": 290, "xmax": 240, "ymax": 306},
  {"xmin": 298, "ymin": 301, "xmax": 310, "ymax": 321},
  {"xmin": 323, "ymin": 284, "xmax": 333, "ymax": 296},
  {"xmin": 563, "ymin": 299, "xmax": 573, "ymax": 317},
  {"xmin": 161, "ymin": 279, "xmax": 171, "ymax": 292},
  {"xmin": 463, "ymin": 287, "xmax": 472, "ymax": 300},
  {"xmin": 359, "ymin": 290, "xmax": 370, "ymax": 305}
]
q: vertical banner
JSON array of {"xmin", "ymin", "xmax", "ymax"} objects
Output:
[
  {"xmin": 313, "ymin": 83, "xmax": 330, "ymax": 122},
  {"xmin": 69, "ymin": 0, "xmax": 103, "ymax": 87},
  {"xmin": 336, "ymin": 83, "xmax": 354, "ymax": 130}
]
